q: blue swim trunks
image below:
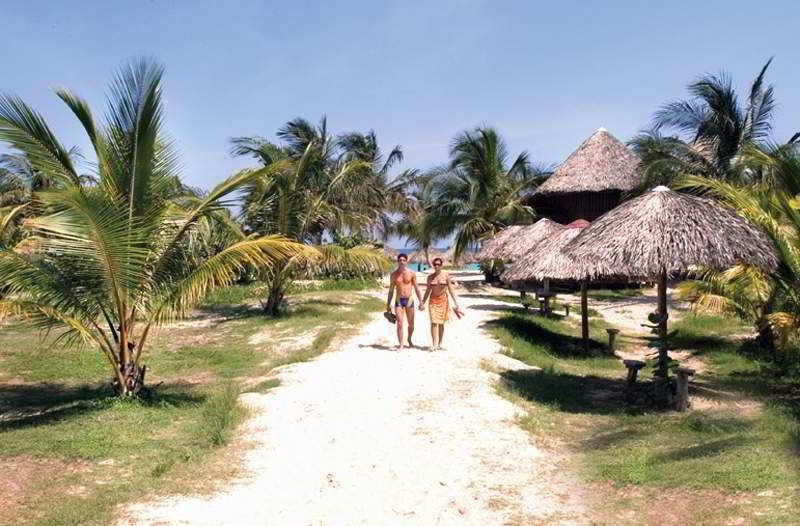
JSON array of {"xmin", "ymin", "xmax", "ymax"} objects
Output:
[{"xmin": 395, "ymin": 297, "xmax": 413, "ymax": 308}]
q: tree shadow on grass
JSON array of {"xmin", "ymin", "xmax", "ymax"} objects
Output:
[
  {"xmin": 0, "ymin": 381, "xmax": 204, "ymax": 432},
  {"xmin": 469, "ymin": 303, "xmax": 526, "ymax": 314},
  {"xmin": 500, "ymin": 368, "xmax": 632, "ymax": 416},
  {"xmin": 484, "ymin": 314, "xmax": 606, "ymax": 357}
]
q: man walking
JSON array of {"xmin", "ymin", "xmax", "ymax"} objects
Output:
[{"xmin": 386, "ymin": 253, "xmax": 423, "ymax": 350}]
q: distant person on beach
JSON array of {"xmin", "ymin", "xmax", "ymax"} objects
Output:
[
  {"xmin": 386, "ymin": 253, "xmax": 423, "ymax": 351},
  {"xmin": 420, "ymin": 257, "xmax": 462, "ymax": 351}
]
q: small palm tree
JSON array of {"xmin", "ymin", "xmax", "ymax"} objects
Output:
[
  {"xmin": 233, "ymin": 119, "xmax": 390, "ymax": 315},
  {"xmin": 427, "ymin": 126, "xmax": 545, "ymax": 259},
  {"xmin": 0, "ymin": 60, "xmax": 305, "ymax": 395},
  {"xmin": 678, "ymin": 142, "xmax": 800, "ymax": 353}
]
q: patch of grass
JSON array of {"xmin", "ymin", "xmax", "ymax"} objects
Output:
[
  {"xmin": 490, "ymin": 309, "xmax": 800, "ymax": 521},
  {"xmin": 586, "ymin": 287, "xmax": 644, "ymax": 301},
  {"xmin": 315, "ymin": 277, "xmax": 381, "ymax": 291},
  {"xmin": 0, "ymin": 288, "xmax": 382, "ymax": 526},
  {"xmin": 202, "ymin": 283, "xmax": 265, "ymax": 306},
  {"xmin": 488, "ymin": 313, "xmax": 620, "ymax": 374},
  {"xmin": 252, "ymin": 378, "xmax": 281, "ymax": 393},
  {"xmin": 193, "ymin": 382, "xmax": 245, "ymax": 447}
]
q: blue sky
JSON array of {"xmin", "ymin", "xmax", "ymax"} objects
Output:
[{"xmin": 3, "ymin": 0, "xmax": 800, "ymax": 194}]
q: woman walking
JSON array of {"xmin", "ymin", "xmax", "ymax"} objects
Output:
[{"xmin": 420, "ymin": 258, "xmax": 462, "ymax": 351}]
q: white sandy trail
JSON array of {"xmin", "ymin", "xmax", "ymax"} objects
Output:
[{"xmin": 120, "ymin": 291, "xmax": 587, "ymax": 525}]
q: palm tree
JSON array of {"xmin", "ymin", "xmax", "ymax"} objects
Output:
[
  {"xmin": 427, "ymin": 126, "xmax": 545, "ymax": 259},
  {"xmin": 335, "ymin": 130, "xmax": 413, "ymax": 240},
  {"xmin": 391, "ymin": 169, "xmax": 439, "ymax": 264},
  {"xmin": 0, "ymin": 59, "xmax": 305, "ymax": 395},
  {"xmin": 677, "ymin": 142, "xmax": 800, "ymax": 355},
  {"xmin": 232, "ymin": 119, "xmax": 390, "ymax": 315},
  {"xmin": 632, "ymin": 59, "xmax": 796, "ymax": 187}
]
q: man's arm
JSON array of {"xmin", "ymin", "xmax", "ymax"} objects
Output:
[
  {"xmin": 386, "ymin": 280, "xmax": 395, "ymax": 312},
  {"xmin": 412, "ymin": 274, "xmax": 424, "ymax": 304}
]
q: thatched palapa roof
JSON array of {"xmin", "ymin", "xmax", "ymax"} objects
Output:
[
  {"xmin": 409, "ymin": 247, "xmax": 448, "ymax": 264},
  {"xmin": 501, "ymin": 222, "xmax": 588, "ymax": 282},
  {"xmin": 536, "ymin": 128, "xmax": 641, "ymax": 195},
  {"xmin": 491, "ymin": 219, "xmax": 564, "ymax": 262},
  {"xmin": 475, "ymin": 225, "xmax": 525, "ymax": 261},
  {"xmin": 561, "ymin": 186, "xmax": 778, "ymax": 279}
]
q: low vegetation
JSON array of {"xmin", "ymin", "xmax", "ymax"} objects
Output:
[
  {"xmin": 489, "ymin": 309, "xmax": 799, "ymax": 524},
  {"xmin": 0, "ymin": 287, "xmax": 381, "ymax": 526}
]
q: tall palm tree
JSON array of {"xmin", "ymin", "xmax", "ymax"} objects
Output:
[
  {"xmin": 232, "ymin": 120, "xmax": 390, "ymax": 315},
  {"xmin": 632, "ymin": 59, "xmax": 796, "ymax": 187},
  {"xmin": 427, "ymin": 126, "xmax": 545, "ymax": 259},
  {"xmin": 0, "ymin": 59, "xmax": 304, "ymax": 395}
]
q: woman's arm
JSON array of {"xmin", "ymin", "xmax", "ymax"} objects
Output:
[
  {"xmin": 419, "ymin": 277, "xmax": 432, "ymax": 310},
  {"xmin": 446, "ymin": 274, "xmax": 460, "ymax": 309}
]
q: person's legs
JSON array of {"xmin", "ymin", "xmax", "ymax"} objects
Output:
[
  {"xmin": 438, "ymin": 324, "xmax": 445, "ymax": 349},
  {"xmin": 431, "ymin": 323, "xmax": 441, "ymax": 349},
  {"xmin": 394, "ymin": 306, "xmax": 406, "ymax": 349},
  {"xmin": 406, "ymin": 305, "xmax": 415, "ymax": 347}
]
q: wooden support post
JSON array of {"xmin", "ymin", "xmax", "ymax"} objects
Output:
[
  {"xmin": 538, "ymin": 299, "xmax": 545, "ymax": 315},
  {"xmin": 580, "ymin": 280, "xmax": 589, "ymax": 352},
  {"xmin": 675, "ymin": 366, "xmax": 695, "ymax": 412},
  {"xmin": 656, "ymin": 269, "xmax": 670, "ymax": 378},
  {"xmin": 657, "ymin": 269, "xmax": 668, "ymax": 338},
  {"xmin": 564, "ymin": 303, "xmax": 570, "ymax": 316},
  {"xmin": 606, "ymin": 328, "xmax": 620, "ymax": 353}
]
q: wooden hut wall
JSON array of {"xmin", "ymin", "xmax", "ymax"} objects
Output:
[{"xmin": 529, "ymin": 190, "xmax": 622, "ymax": 223}]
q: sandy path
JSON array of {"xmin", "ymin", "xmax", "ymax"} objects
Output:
[{"xmin": 120, "ymin": 289, "xmax": 587, "ymax": 525}]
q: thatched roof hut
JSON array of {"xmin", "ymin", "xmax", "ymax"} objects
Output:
[
  {"xmin": 560, "ymin": 186, "xmax": 777, "ymax": 368},
  {"xmin": 528, "ymin": 128, "xmax": 642, "ymax": 223},
  {"xmin": 562, "ymin": 186, "xmax": 777, "ymax": 279},
  {"xmin": 475, "ymin": 225, "xmax": 525, "ymax": 261},
  {"xmin": 490, "ymin": 219, "xmax": 564, "ymax": 262},
  {"xmin": 409, "ymin": 247, "xmax": 448, "ymax": 265},
  {"xmin": 501, "ymin": 222, "xmax": 587, "ymax": 282}
]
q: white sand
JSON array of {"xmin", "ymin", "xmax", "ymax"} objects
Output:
[{"xmin": 119, "ymin": 290, "xmax": 588, "ymax": 525}]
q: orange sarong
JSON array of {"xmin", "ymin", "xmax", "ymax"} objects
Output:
[{"xmin": 429, "ymin": 294, "xmax": 449, "ymax": 324}]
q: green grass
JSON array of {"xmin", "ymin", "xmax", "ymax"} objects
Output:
[
  {"xmin": 193, "ymin": 382, "xmax": 246, "ymax": 447},
  {"xmin": 490, "ymin": 310, "xmax": 800, "ymax": 522},
  {"xmin": 0, "ymin": 288, "xmax": 381, "ymax": 526},
  {"xmin": 489, "ymin": 312, "xmax": 619, "ymax": 374},
  {"xmin": 586, "ymin": 287, "xmax": 644, "ymax": 301}
]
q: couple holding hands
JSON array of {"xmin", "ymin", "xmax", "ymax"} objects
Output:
[{"xmin": 385, "ymin": 253, "xmax": 463, "ymax": 352}]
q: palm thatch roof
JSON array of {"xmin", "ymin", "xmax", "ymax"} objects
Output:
[
  {"xmin": 560, "ymin": 186, "xmax": 778, "ymax": 279},
  {"xmin": 491, "ymin": 219, "xmax": 564, "ymax": 262},
  {"xmin": 445, "ymin": 246, "xmax": 477, "ymax": 265},
  {"xmin": 536, "ymin": 128, "xmax": 641, "ymax": 195},
  {"xmin": 408, "ymin": 247, "xmax": 448, "ymax": 264},
  {"xmin": 501, "ymin": 223, "xmax": 587, "ymax": 282},
  {"xmin": 475, "ymin": 224, "xmax": 526, "ymax": 261}
]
